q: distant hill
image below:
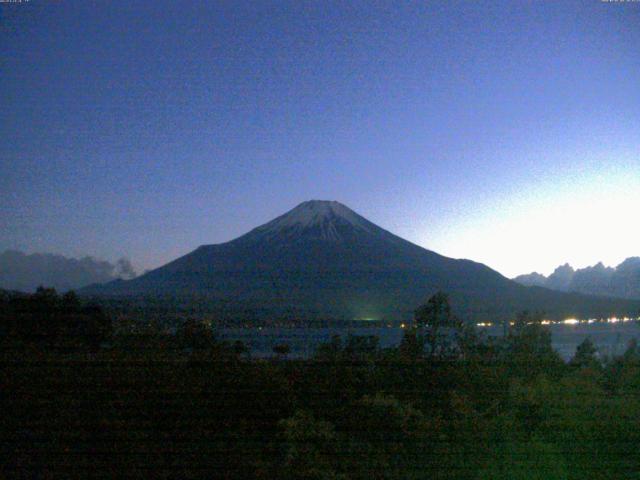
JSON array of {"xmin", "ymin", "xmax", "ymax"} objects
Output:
[
  {"xmin": 514, "ymin": 258, "xmax": 640, "ymax": 300},
  {"xmin": 81, "ymin": 201, "xmax": 640, "ymax": 323},
  {"xmin": 0, "ymin": 250, "xmax": 136, "ymax": 293}
]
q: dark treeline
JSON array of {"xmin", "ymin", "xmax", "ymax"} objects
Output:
[
  {"xmin": 0, "ymin": 287, "xmax": 112, "ymax": 350},
  {"xmin": 2, "ymin": 290, "xmax": 640, "ymax": 478}
]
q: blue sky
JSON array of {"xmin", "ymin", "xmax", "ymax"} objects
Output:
[{"xmin": 1, "ymin": 0, "xmax": 639, "ymax": 277}]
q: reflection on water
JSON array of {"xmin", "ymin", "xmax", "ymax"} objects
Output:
[{"xmin": 219, "ymin": 320, "xmax": 640, "ymax": 361}]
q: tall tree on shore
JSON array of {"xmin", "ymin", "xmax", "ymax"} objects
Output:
[{"xmin": 414, "ymin": 292, "xmax": 461, "ymax": 358}]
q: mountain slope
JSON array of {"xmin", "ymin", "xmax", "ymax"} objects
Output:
[{"xmin": 82, "ymin": 201, "xmax": 640, "ymax": 323}]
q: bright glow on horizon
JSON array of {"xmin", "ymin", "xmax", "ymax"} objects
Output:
[{"xmin": 426, "ymin": 166, "xmax": 640, "ymax": 278}]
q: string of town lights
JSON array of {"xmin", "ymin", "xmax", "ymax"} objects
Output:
[{"xmin": 476, "ymin": 316, "xmax": 640, "ymax": 328}]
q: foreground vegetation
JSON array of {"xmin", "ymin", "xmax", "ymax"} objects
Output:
[{"xmin": 2, "ymin": 289, "xmax": 640, "ymax": 479}]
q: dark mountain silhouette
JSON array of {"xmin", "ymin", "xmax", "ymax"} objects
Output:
[
  {"xmin": 515, "ymin": 258, "xmax": 640, "ymax": 300},
  {"xmin": 81, "ymin": 201, "xmax": 640, "ymax": 323}
]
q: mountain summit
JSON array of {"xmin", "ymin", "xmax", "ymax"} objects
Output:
[
  {"xmin": 82, "ymin": 201, "xmax": 640, "ymax": 323},
  {"xmin": 515, "ymin": 258, "xmax": 640, "ymax": 300},
  {"xmin": 246, "ymin": 200, "xmax": 377, "ymax": 242}
]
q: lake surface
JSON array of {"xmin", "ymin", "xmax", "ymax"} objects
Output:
[{"xmin": 218, "ymin": 322, "xmax": 640, "ymax": 361}]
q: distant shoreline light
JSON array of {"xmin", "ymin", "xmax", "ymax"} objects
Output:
[{"xmin": 475, "ymin": 316, "xmax": 640, "ymax": 327}]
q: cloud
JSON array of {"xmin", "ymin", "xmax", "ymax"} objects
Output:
[
  {"xmin": 115, "ymin": 258, "xmax": 136, "ymax": 280},
  {"xmin": 0, "ymin": 250, "xmax": 138, "ymax": 293}
]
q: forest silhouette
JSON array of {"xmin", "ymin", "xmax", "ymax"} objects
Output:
[{"xmin": 3, "ymin": 289, "xmax": 640, "ymax": 478}]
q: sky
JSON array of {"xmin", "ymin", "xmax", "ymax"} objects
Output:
[{"xmin": 1, "ymin": 0, "xmax": 639, "ymax": 278}]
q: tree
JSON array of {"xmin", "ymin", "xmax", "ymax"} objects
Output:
[
  {"xmin": 1, "ymin": 287, "xmax": 113, "ymax": 350},
  {"xmin": 622, "ymin": 338, "xmax": 640, "ymax": 363},
  {"xmin": 343, "ymin": 393, "xmax": 432, "ymax": 476},
  {"xmin": 233, "ymin": 340, "xmax": 249, "ymax": 359},
  {"xmin": 60, "ymin": 291, "xmax": 81, "ymax": 314},
  {"xmin": 414, "ymin": 291, "xmax": 461, "ymax": 358},
  {"xmin": 273, "ymin": 343, "xmax": 291, "ymax": 359},
  {"xmin": 512, "ymin": 310, "xmax": 544, "ymax": 331},
  {"xmin": 398, "ymin": 327, "xmax": 424, "ymax": 361},
  {"xmin": 176, "ymin": 319, "xmax": 214, "ymax": 350},
  {"xmin": 32, "ymin": 286, "xmax": 59, "ymax": 311},
  {"xmin": 343, "ymin": 334, "xmax": 379, "ymax": 360},
  {"xmin": 77, "ymin": 303, "xmax": 113, "ymax": 350},
  {"xmin": 604, "ymin": 338, "xmax": 640, "ymax": 394},
  {"xmin": 279, "ymin": 410, "xmax": 340, "ymax": 479},
  {"xmin": 570, "ymin": 337, "xmax": 600, "ymax": 369},
  {"xmin": 315, "ymin": 335, "xmax": 342, "ymax": 361},
  {"xmin": 502, "ymin": 311, "xmax": 564, "ymax": 380}
]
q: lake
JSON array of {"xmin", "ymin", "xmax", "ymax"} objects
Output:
[{"xmin": 218, "ymin": 321, "xmax": 640, "ymax": 361}]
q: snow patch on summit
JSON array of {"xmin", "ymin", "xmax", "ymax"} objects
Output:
[
  {"xmin": 271, "ymin": 201, "xmax": 368, "ymax": 229},
  {"xmin": 254, "ymin": 200, "xmax": 375, "ymax": 241}
]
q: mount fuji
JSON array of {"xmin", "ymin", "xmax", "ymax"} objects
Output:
[{"xmin": 82, "ymin": 201, "xmax": 640, "ymax": 323}]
